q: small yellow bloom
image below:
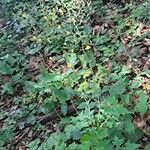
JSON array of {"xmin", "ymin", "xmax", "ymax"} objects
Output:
[
  {"xmin": 43, "ymin": 16, "xmax": 48, "ymax": 20},
  {"xmin": 66, "ymin": 32, "xmax": 71, "ymax": 36},
  {"xmin": 143, "ymin": 83, "xmax": 150, "ymax": 91},
  {"xmin": 67, "ymin": 63, "xmax": 72, "ymax": 68},
  {"xmin": 22, "ymin": 13, "xmax": 27, "ymax": 17},
  {"xmin": 57, "ymin": 25, "xmax": 61, "ymax": 29},
  {"xmin": 32, "ymin": 36, "xmax": 36, "ymax": 41},
  {"xmin": 85, "ymin": 45, "xmax": 91, "ymax": 50},
  {"xmin": 58, "ymin": 9, "xmax": 64, "ymax": 16}
]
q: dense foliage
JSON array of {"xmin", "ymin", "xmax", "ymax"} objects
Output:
[{"xmin": 0, "ymin": 0, "xmax": 150, "ymax": 149}]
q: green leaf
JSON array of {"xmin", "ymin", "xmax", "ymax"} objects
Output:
[
  {"xmin": 40, "ymin": 98, "xmax": 54, "ymax": 114},
  {"xmin": 122, "ymin": 94, "xmax": 130, "ymax": 104},
  {"xmin": 84, "ymin": 50, "xmax": 96, "ymax": 68},
  {"xmin": 39, "ymin": 72, "xmax": 62, "ymax": 83},
  {"xmin": 0, "ymin": 128, "xmax": 14, "ymax": 146},
  {"xmin": 110, "ymin": 79, "xmax": 126, "ymax": 95},
  {"xmin": 65, "ymin": 124, "xmax": 75, "ymax": 139},
  {"xmin": 140, "ymin": 70, "xmax": 150, "ymax": 78},
  {"xmin": 115, "ymin": 105, "xmax": 129, "ymax": 115},
  {"xmin": 61, "ymin": 104, "xmax": 68, "ymax": 116},
  {"xmin": 122, "ymin": 141, "xmax": 139, "ymax": 150},
  {"xmin": 136, "ymin": 92, "xmax": 148, "ymax": 115},
  {"xmin": 54, "ymin": 89, "xmax": 70, "ymax": 104},
  {"xmin": 28, "ymin": 139, "xmax": 40, "ymax": 150},
  {"xmin": 124, "ymin": 120, "xmax": 135, "ymax": 133},
  {"xmin": 67, "ymin": 53, "xmax": 77, "ymax": 67},
  {"xmin": 72, "ymin": 129, "xmax": 82, "ymax": 140},
  {"xmin": 80, "ymin": 132, "xmax": 91, "ymax": 143},
  {"xmin": 78, "ymin": 81, "xmax": 88, "ymax": 92},
  {"xmin": 79, "ymin": 141, "xmax": 91, "ymax": 150},
  {"xmin": 1, "ymin": 83, "xmax": 13, "ymax": 95},
  {"xmin": 131, "ymin": 80, "xmax": 141, "ymax": 89},
  {"xmin": 97, "ymin": 128, "xmax": 108, "ymax": 140},
  {"xmin": 107, "ymin": 96, "xmax": 118, "ymax": 105},
  {"xmin": 0, "ymin": 62, "xmax": 14, "ymax": 75},
  {"xmin": 113, "ymin": 136, "xmax": 124, "ymax": 149},
  {"xmin": 27, "ymin": 46, "xmax": 42, "ymax": 55},
  {"xmin": 0, "ymin": 147, "xmax": 6, "ymax": 150},
  {"xmin": 68, "ymin": 143, "xmax": 79, "ymax": 150},
  {"xmin": 145, "ymin": 143, "xmax": 150, "ymax": 150}
]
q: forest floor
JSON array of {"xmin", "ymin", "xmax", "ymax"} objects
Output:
[{"xmin": 0, "ymin": 0, "xmax": 150, "ymax": 150}]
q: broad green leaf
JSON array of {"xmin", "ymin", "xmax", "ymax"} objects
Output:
[
  {"xmin": 83, "ymin": 26, "xmax": 91, "ymax": 34},
  {"xmin": 107, "ymin": 96, "xmax": 118, "ymax": 105},
  {"xmin": 110, "ymin": 79, "xmax": 126, "ymax": 95},
  {"xmin": 124, "ymin": 120, "xmax": 135, "ymax": 133},
  {"xmin": 115, "ymin": 105, "xmax": 129, "ymax": 115},
  {"xmin": 113, "ymin": 136, "xmax": 124, "ymax": 149},
  {"xmin": 0, "ymin": 128, "xmax": 14, "ymax": 146},
  {"xmin": 54, "ymin": 89, "xmax": 70, "ymax": 104},
  {"xmin": 79, "ymin": 141, "xmax": 91, "ymax": 150},
  {"xmin": 68, "ymin": 143, "xmax": 79, "ymax": 150},
  {"xmin": 72, "ymin": 129, "xmax": 82, "ymax": 140},
  {"xmin": 65, "ymin": 124, "xmax": 75, "ymax": 139},
  {"xmin": 122, "ymin": 141, "xmax": 139, "ymax": 150},
  {"xmin": 40, "ymin": 98, "xmax": 54, "ymax": 114},
  {"xmin": 28, "ymin": 139, "xmax": 40, "ymax": 150},
  {"xmin": 145, "ymin": 144, "xmax": 150, "ymax": 150},
  {"xmin": 39, "ymin": 72, "xmax": 62, "ymax": 82},
  {"xmin": 0, "ymin": 62, "xmax": 14, "ymax": 74},
  {"xmin": 103, "ymin": 104, "xmax": 129, "ymax": 119},
  {"xmin": 140, "ymin": 70, "xmax": 150, "ymax": 78},
  {"xmin": 136, "ymin": 92, "xmax": 148, "ymax": 115},
  {"xmin": 131, "ymin": 80, "xmax": 141, "ymax": 89},
  {"xmin": 122, "ymin": 94, "xmax": 130, "ymax": 104},
  {"xmin": 0, "ymin": 147, "xmax": 6, "ymax": 150},
  {"xmin": 80, "ymin": 132, "xmax": 91, "ymax": 142},
  {"xmin": 67, "ymin": 53, "xmax": 77, "ymax": 67},
  {"xmin": 97, "ymin": 128, "xmax": 108, "ymax": 140},
  {"xmin": 84, "ymin": 50, "xmax": 96, "ymax": 68},
  {"xmin": 1, "ymin": 83, "xmax": 13, "ymax": 95}
]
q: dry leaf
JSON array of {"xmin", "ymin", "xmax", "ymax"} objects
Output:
[
  {"xmin": 92, "ymin": 25, "xmax": 101, "ymax": 35},
  {"xmin": 137, "ymin": 23, "xmax": 145, "ymax": 36},
  {"xmin": 137, "ymin": 23, "xmax": 150, "ymax": 36},
  {"xmin": 144, "ymin": 38, "xmax": 150, "ymax": 46}
]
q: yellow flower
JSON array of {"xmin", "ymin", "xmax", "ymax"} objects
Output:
[
  {"xmin": 143, "ymin": 83, "xmax": 150, "ymax": 91},
  {"xmin": 43, "ymin": 16, "xmax": 48, "ymax": 20},
  {"xmin": 22, "ymin": 13, "xmax": 27, "ymax": 18},
  {"xmin": 58, "ymin": 9, "xmax": 64, "ymax": 16},
  {"xmin": 57, "ymin": 25, "xmax": 61, "ymax": 30},
  {"xmin": 67, "ymin": 63, "xmax": 72, "ymax": 68},
  {"xmin": 66, "ymin": 32, "xmax": 71, "ymax": 36},
  {"xmin": 32, "ymin": 36, "xmax": 36, "ymax": 41},
  {"xmin": 85, "ymin": 45, "xmax": 91, "ymax": 50}
]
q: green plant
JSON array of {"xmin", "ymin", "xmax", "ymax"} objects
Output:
[{"xmin": 1, "ymin": 0, "xmax": 150, "ymax": 149}]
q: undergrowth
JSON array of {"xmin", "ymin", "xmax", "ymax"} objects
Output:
[{"xmin": 0, "ymin": 0, "xmax": 150, "ymax": 150}]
